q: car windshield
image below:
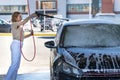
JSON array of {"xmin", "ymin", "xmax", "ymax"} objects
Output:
[{"xmin": 63, "ymin": 24, "xmax": 120, "ymax": 48}]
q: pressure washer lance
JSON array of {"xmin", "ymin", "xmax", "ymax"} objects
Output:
[{"xmin": 35, "ymin": 11, "xmax": 69, "ymax": 21}]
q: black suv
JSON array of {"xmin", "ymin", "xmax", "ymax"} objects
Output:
[{"xmin": 45, "ymin": 19, "xmax": 120, "ymax": 80}]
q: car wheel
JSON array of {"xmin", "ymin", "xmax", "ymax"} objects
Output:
[
  {"xmin": 54, "ymin": 59, "xmax": 64, "ymax": 80},
  {"xmin": 50, "ymin": 60, "xmax": 60, "ymax": 80}
]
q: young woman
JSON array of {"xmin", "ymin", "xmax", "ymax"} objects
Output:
[{"xmin": 5, "ymin": 11, "xmax": 37, "ymax": 80}]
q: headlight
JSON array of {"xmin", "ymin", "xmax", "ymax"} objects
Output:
[
  {"xmin": 62, "ymin": 62, "xmax": 71, "ymax": 73},
  {"xmin": 62, "ymin": 61, "xmax": 82, "ymax": 76},
  {"xmin": 61, "ymin": 49, "xmax": 83, "ymax": 77}
]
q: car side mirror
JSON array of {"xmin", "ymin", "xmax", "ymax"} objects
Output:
[{"xmin": 44, "ymin": 41, "xmax": 56, "ymax": 48}]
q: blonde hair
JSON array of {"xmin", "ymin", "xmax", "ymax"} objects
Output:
[{"xmin": 11, "ymin": 11, "xmax": 21, "ymax": 22}]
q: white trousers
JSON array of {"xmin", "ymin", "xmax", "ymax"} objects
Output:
[{"xmin": 5, "ymin": 40, "xmax": 23, "ymax": 80}]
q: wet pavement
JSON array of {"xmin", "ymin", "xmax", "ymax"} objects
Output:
[
  {"xmin": 0, "ymin": 71, "xmax": 50, "ymax": 80},
  {"xmin": 17, "ymin": 72, "xmax": 50, "ymax": 80},
  {"xmin": 0, "ymin": 31, "xmax": 55, "ymax": 80}
]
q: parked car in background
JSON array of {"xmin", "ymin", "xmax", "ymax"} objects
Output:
[
  {"xmin": 40, "ymin": 18, "xmax": 54, "ymax": 32},
  {"xmin": 0, "ymin": 18, "xmax": 11, "ymax": 33},
  {"xmin": 51, "ymin": 15, "xmax": 63, "ymax": 32},
  {"xmin": 32, "ymin": 18, "xmax": 54, "ymax": 32},
  {"xmin": 45, "ymin": 19, "xmax": 120, "ymax": 80}
]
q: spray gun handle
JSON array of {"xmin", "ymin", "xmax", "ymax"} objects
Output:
[
  {"xmin": 35, "ymin": 11, "xmax": 41, "ymax": 17},
  {"xmin": 35, "ymin": 11, "xmax": 54, "ymax": 18},
  {"xmin": 35, "ymin": 11, "xmax": 69, "ymax": 21}
]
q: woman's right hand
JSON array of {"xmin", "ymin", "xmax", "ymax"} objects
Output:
[
  {"xmin": 30, "ymin": 30, "xmax": 34, "ymax": 35},
  {"xmin": 30, "ymin": 13, "xmax": 37, "ymax": 18}
]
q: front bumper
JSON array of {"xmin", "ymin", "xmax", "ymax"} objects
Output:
[{"xmin": 58, "ymin": 71, "xmax": 120, "ymax": 80}]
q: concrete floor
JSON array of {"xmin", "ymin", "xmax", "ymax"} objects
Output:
[
  {"xmin": 0, "ymin": 34, "xmax": 54, "ymax": 80},
  {"xmin": 0, "ymin": 70, "xmax": 50, "ymax": 80}
]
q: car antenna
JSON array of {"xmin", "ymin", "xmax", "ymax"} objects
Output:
[{"xmin": 35, "ymin": 11, "xmax": 69, "ymax": 21}]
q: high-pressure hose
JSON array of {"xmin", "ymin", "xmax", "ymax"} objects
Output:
[{"xmin": 20, "ymin": 0, "xmax": 36, "ymax": 62}]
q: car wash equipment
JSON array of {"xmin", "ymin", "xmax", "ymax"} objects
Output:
[
  {"xmin": 20, "ymin": 0, "xmax": 36, "ymax": 62},
  {"xmin": 35, "ymin": 11, "xmax": 69, "ymax": 21}
]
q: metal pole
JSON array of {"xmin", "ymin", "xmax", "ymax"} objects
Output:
[
  {"xmin": 43, "ymin": 5, "xmax": 46, "ymax": 31},
  {"xmin": 89, "ymin": 0, "xmax": 92, "ymax": 19}
]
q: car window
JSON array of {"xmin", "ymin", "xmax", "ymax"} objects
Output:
[{"xmin": 63, "ymin": 24, "xmax": 120, "ymax": 47}]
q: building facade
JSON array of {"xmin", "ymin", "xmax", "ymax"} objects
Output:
[
  {"xmin": 0, "ymin": 0, "xmax": 120, "ymax": 20},
  {"xmin": 0, "ymin": 0, "xmax": 28, "ymax": 21},
  {"xmin": 29, "ymin": 0, "xmax": 120, "ymax": 19}
]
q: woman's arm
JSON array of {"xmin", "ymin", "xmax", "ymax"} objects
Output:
[
  {"xmin": 19, "ymin": 13, "xmax": 37, "ymax": 26},
  {"xmin": 24, "ymin": 30, "xmax": 34, "ymax": 38}
]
